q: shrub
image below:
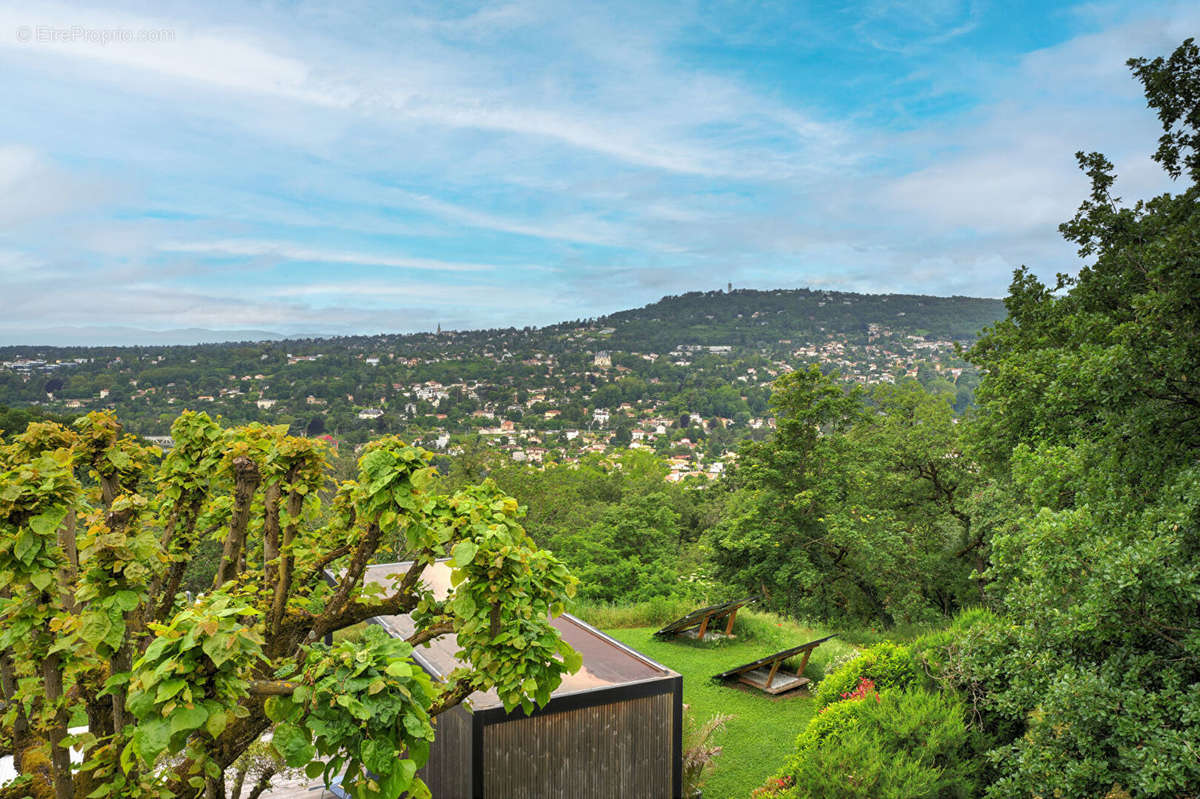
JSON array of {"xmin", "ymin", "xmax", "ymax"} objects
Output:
[
  {"xmin": 813, "ymin": 642, "xmax": 920, "ymax": 708},
  {"xmin": 772, "ymin": 688, "xmax": 976, "ymax": 799},
  {"xmin": 910, "ymin": 607, "xmax": 1000, "ymax": 688},
  {"xmin": 791, "ymin": 694, "xmax": 865, "ymax": 755}
]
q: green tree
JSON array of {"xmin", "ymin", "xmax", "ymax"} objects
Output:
[
  {"xmin": 0, "ymin": 411, "xmax": 578, "ymax": 799},
  {"xmin": 956, "ymin": 38, "xmax": 1200, "ymax": 798},
  {"xmin": 709, "ymin": 368, "xmax": 879, "ymax": 621},
  {"xmin": 835, "ymin": 381, "xmax": 981, "ymax": 619}
]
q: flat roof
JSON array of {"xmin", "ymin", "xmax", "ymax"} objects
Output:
[{"xmin": 361, "ymin": 561, "xmax": 677, "ymax": 711}]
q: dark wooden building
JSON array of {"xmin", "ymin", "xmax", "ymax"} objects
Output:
[{"xmin": 362, "ymin": 562, "xmax": 683, "ymax": 799}]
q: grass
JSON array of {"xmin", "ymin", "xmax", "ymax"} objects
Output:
[{"xmin": 598, "ymin": 611, "xmax": 859, "ymax": 799}]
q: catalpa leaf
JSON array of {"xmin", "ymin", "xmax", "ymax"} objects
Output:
[
  {"xmin": 169, "ymin": 704, "xmax": 208, "ymax": 736},
  {"xmin": 451, "ymin": 540, "xmax": 478, "ymax": 567},
  {"xmin": 28, "ymin": 505, "xmax": 67, "ymax": 537}
]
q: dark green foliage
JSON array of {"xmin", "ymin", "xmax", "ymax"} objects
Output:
[
  {"xmin": 953, "ymin": 462, "xmax": 1200, "ymax": 798},
  {"xmin": 570, "ymin": 492, "xmax": 684, "ymax": 602},
  {"xmin": 482, "ymin": 450, "xmax": 717, "ymax": 603},
  {"xmin": 178, "ymin": 538, "xmax": 222, "ymax": 595},
  {"xmin": 712, "ymin": 371, "xmax": 979, "ymax": 626},
  {"xmin": 955, "ymin": 38, "xmax": 1200, "ymax": 799},
  {"xmin": 0, "ymin": 404, "xmax": 77, "ymax": 439},
  {"xmin": 709, "ymin": 367, "xmax": 868, "ymax": 620},
  {"xmin": 1129, "ymin": 37, "xmax": 1200, "ymax": 183}
]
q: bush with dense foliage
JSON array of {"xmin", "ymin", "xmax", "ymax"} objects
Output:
[
  {"xmin": 812, "ymin": 642, "xmax": 922, "ymax": 709},
  {"xmin": 767, "ymin": 687, "xmax": 975, "ymax": 799}
]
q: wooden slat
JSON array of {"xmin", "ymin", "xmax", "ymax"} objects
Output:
[
  {"xmin": 482, "ymin": 691, "xmax": 674, "ymax": 798},
  {"xmin": 735, "ymin": 669, "xmax": 811, "ymax": 695}
]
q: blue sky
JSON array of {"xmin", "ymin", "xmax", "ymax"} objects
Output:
[{"xmin": 0, "ymin": 0, "xmax": 1195, "ymax": 340}]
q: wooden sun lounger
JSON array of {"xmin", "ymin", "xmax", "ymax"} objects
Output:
[
  {"xmin": 711, "ymin": 634, "xmax": 837, "ymax": 695},
  {"xmin": 653, "ymin": 597, "xmax": 757, "ymax": 640}
]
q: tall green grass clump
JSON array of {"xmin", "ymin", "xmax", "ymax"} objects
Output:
[{"xmin": 569, "ymin": 596, "xmax": 698, "ymax": 629}]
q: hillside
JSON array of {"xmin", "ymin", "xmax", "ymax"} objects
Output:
[
  {"xmin": 0, "ymin": 288, "xmax": 1006, "ymax": 462},
  {"xmin": 595, "ymin": 288, "xmax": 1005, "ymax": 350}
]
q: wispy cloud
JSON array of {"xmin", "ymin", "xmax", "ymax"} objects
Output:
[
  {"xmin": 158, "ymin": 240, "xmax": 498, "ymax": 273},
  {"xmin": 0, "ymin": 2, "xmax": 846, "ymax": 179},
  {"xmin": 0, "ymin": 0, "xmax": 1195, "ymax": 340}
]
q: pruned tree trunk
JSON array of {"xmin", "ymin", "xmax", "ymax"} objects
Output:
[
  {"xmin": 270, "ymin": 482, "xmax": 303, "ymax": 636},
  {"xmin": 41, "ymin": 652, "xmax": 72, "ymax": 799},
  {"xmin": 245, "ymin": 767, "xmax": 276, "ymax": 799},
  {"xmin": 0, "ymin": 650, "xmax": 31, "ymax": 772},
  {"xmin": 215, "ymin": 457, "xmax": 261, "ymax": 588}
]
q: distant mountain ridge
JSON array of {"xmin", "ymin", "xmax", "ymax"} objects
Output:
[
  {"xmin": 0, "ymin": 286, "xmax": 1007, "ymax": 440},
  {"xmin": 0, "ymin": 288, "xmax": 1006, "ymax": 352},
  {"xmin": 588, "ymin": 288, "xmax": 1006, "ymax": 351}
]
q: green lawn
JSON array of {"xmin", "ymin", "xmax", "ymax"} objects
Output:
[{"xmin": 603, "ymin": 617, "xmax": 858, "ymax": 799}]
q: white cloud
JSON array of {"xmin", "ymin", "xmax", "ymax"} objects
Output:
[
  {"xmin": 267, "ymin": 280, "xmax": 567, "ymax": 309},
  {"xmin": 2, "ymin": 1, "xmax": 1197, "ymax": 337},
  {"xmin": 158, "ymin": 240, "xmax": 498, "ymax": 273},
  {"xmin": 382, "ymin": 190, "xmax": 627, "ymax": 247},
  {"xmin": 854, "ymin": 0, "xmax": 982, "ymax": 55},
  {"xmin": 0, "ymin": 2, "xmax": 847, "ymax": 179},
  {"xmin": 0, "ymin": 4, "xmax": 333, "ymax": 105},
  {"xmin": 869, "ymin": 7, "xmax": 1196, "ymax": 262},
  {"xmin": 0, "ymin": 144, "xmax": 103, "ymax": 225}
]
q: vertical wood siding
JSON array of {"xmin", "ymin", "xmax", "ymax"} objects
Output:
[
  {"xmin": 420, "ymin": 703, "xmax": 472, "ymax": 798},
  {"xmin": 482, "ymin": 691, "xmax": 674, "ymax": 798}
]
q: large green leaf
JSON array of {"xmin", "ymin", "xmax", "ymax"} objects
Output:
[
  {"xmin": 155, "ymin": 678, "xmax": 188, "ymax": 703},
  {"xmin": 79, "ymin": 610, "xmax": 112, "ymax": 647},
  {"xmin": 134, "ymin": 717, "xmax": 172, "ymax": 764},
  {"xmin": 451, "ymin": 540, "xmax": 478, "ymax": 567},
  {"xmin": 113, "ymin": 590, "xmax": 141, "ymax": 612},
  {"xmin": 169, "ymin": 704, "xmax": 209, "ymax": 736},
  {"xmin": 13, "ymin": 529, "xmax": 38, "ymax": 564},
  {"xmin": 28, "ymin": 505, "xmax": 67, "ymax": 537},
  {"xmin": 273, "ymin": 722, "xmax": 316, "ymax": 768}
]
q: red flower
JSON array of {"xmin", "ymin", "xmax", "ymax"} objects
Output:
[{"xmin": 843, "ymin": 677, "xmax": 878, "ymax": 703}]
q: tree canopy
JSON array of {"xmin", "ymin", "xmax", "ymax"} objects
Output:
[
  {"xmin": 0, "ymin": 410, "xmax": 578, "ymax": 799},
  {"xmin": 953, "ymin": 36, "xmax": 1200, "ymax": 798}
]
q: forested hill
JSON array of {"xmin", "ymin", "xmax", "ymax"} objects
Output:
[
  {"xmin": 2, "ymin": 288, "xmax": 1005, "ymax": 359},
  {"xmin": 0, "ymin": 287, "xmax": 1005, "ymax": 442},
  {"xmin": 591, "ymin": 289, "xmax": 1005, "ymax": 350}
]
